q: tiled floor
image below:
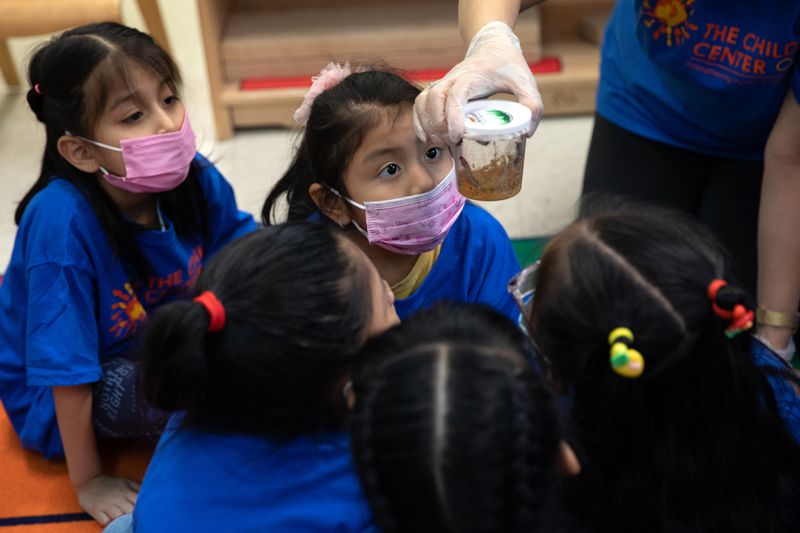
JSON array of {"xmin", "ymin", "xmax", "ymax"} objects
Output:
[{"xmin": 0, "ymin": 0, "xmax": 594, "ymax": 269}]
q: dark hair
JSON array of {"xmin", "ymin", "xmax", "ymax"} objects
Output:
[
  {"xmin": 20, "ymin": 22, "xmax": 209, "ymax": 282},
  {"xmin": 350, "ymin": 302, "xmax": 566, "ymax": 533},
  {"xmin": 140, "ymin": 222, "xmax": 372, "ymax": 437},
  {"xmin": 261, "ymin": 69, "xmax": 420, "ymax": 224},
  {"xmin": 528, "ymin": 197, "xmax": 800, "ymax": 532}
]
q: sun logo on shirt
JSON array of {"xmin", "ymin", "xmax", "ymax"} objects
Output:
[
  {"xmin": 109, "ymin": 282, "xmax": 147, "ymax": 338},
  {"xmin": 642, "ymin": 0, "xmax": 698, "ymax": 47}
]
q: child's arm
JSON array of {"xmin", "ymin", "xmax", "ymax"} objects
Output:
[{"xmin": 53, "ymin": 385, "xmax": 139, "ymax": 526}]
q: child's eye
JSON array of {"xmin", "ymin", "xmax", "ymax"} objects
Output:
[
  {"xmin": 123, "ymin": 111, "xmax": 144, "ymax": 124},
  {"xmin": 164, "ymin": 95, "xmax": 180, "ymax": 105},
  {"xmin": 424, "ymin": 147, "xmax": 442, "ymax": 161},
  {"xmin": 379, "ymin": 163, "xmax": 401, "ymax": 177}
]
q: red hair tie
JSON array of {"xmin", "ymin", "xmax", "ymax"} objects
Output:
[
  {"xmin": 34, "ymin": 84, "xmax": 41, "ymax": 95},
  {"xmin": 707, "ymin": 279, "xmax": 753, "ymax": 338},
  {"xmin": 193, "ymin": 290, "xmax": 226, "ymax": 333}
]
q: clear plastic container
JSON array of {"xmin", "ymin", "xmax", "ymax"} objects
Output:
[{"xmin": 455, "ymin": 100, "xmax": 532, "ymax": 201}]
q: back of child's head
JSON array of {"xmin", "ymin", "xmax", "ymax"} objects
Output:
[
  {"xmin": 528, "ymin": 196, "xmax": 800, "ymax": 531},
  {"xmin": 20, "ymin": 22, "xmax": 207, "ymax": 281},
  {"xmin": 262, "ymin": 67, "xmax": 420, "ymax": 223},
  {"xmin": 350, "ymin": 302, "xmax": 565, "ymax": 533},
  {"xmin": 141, "ymin": 222, "xmax": 372, "ymax": 437}
]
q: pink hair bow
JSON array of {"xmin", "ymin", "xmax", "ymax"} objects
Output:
[{"xmin": 293, "ymin": 62, "xmax": 359, "ymax": 126}]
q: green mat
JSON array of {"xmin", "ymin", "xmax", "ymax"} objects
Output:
[{"xmin": 511, "ymin": 237, "xmax": 549, "ymax": 268}]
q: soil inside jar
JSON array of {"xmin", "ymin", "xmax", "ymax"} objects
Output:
[{"xmin": 457, "ymin": 153, "xmax": 524, "ymax": 201}]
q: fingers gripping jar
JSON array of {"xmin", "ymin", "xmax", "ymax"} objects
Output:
[{"xmin": 455, "ymin": 100, "xmax": 533, "ymax": 201}]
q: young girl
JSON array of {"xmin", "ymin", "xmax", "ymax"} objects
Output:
[
  {"xmin": 128, "ymin": 223, "xmax": 398, "ymax": 531},
  {"xmin": 521, "ymin": 200, "xmax": 800, "ymax": 532},
  {"xmin": 349, "ymin": 302, "xmax": 579, "ymax": 533},
  {"xmin": 262, "ymin": 63, "xmax": 520, "ymax": 321},
  {"xmin": 0, "ymin": 23, "xmax": 254, "ymax": 525}
]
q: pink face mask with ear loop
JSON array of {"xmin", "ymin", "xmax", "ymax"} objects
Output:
[
  {"xmin": 70, "ymin": 114, "xmax": 197, "ymax": 193},
  {"xmin": 330, "ymin": 160, "xmax": 466, "ymax": 255}
]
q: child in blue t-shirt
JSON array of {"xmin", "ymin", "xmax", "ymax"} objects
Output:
[
  {"xmin": 522, "ymin": 200, "xmax": 800, "ymax": 531},
  {"xmin": 261, "ymin": 64, "xmax": 521, "ymax": 321},
  {"xmin": 349, "ymin": 302, "xmax": 580, "ymax": 533},
  {"xmin": 128, "ymin": 223, "xmax": 398, "ymax": 532},
  {"xmin": 0, "ymin": 22, "xmax": 254, "ymax": 525}
]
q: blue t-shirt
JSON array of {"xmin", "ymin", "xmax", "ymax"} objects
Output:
[
  {"xmin": 752, "ymin": 338, "xmax": 800, "ymax": 441},
  {"xmin": 133, "ymin": 415, "xmax": 376, "ymax": 533},
  {"xmin": 598, "ymin": 1, "xmax": 800, "ymax": 160},
  {"xmin": 0, "ymin": 155, "xmax": 255, "ymax": 458},
  {"xmin": 394, "ymin": 202, "xmax": 521, "ymax": 322}
]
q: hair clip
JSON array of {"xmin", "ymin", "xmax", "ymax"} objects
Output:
[
  {"xmin": 707, "ymin": 279, "xmax": 753, "ymax": 338},
  {"xmin": 293, "ymin": 62, "xmax": 367, "ymax": 126},
  {"xmin": 34, "ymin": 84, "xmax": 42, "ymax": 95},
  {"xmin": 608, "ymin": 327, "xmax": 644, "ymax": 378}
]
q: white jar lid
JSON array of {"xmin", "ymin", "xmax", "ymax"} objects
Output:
[{"xmin": 462, "ymin": 100, "xmax": 533, "ymax": 140}]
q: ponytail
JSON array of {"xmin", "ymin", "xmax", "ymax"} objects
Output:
[
  {"xmin": 529, "ymin": 199, "xmax": 800, "ymax": 531},
  {"xmin": 140, "ymin": 300, "xmax": 211, "ymax": 413},
  {"xmin": 140, "ymin": 223, "xmax": 372, "ymax": 437}
]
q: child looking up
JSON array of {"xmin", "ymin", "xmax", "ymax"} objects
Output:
[
  {"xmin": 349, "ymin": 303, "xmax": 579, "ymax": 533},
  {"xmin": 521, "ymin": 200, "xmax": 800, "ymax": 532},
  {"xmin": 131, "ymin": 223, "xmax": 398, "ymax": 531},
  {"xmin": 0, "ymin": 22, "xmax": 254, "ymax": 525},
  {"xmin": 262, "ymin": 64, "xmax": 520, "ymax": 321}
]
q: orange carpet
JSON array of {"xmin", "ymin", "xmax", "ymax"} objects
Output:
[{"xmin": 0, "ymin": 402, "xmax": 154, "ymax": 531}]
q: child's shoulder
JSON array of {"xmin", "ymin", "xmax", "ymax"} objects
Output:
[
  {"xmin": 454, "ymin": 201, "xmax": 512, "ymax": 240},
  {"xmin": 192, "ymin": 153, "xmax": 223, "ymax": 181},
  {"xmin": 23, "ymin": 178, "xmax": 95, "ymax": 227},
  {"xmin": 190, "ymin": 153, "xmax": 234, "ymax": 193},
  {"xmin": 19, "ymin": 178, "xmax": 107, "ymax": 251}
]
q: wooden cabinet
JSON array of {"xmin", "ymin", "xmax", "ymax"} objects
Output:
[{"xmin": 198, "ymin": 0, "xmax": 613, "ymax": 139}]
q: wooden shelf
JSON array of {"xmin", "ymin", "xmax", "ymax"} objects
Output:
[
  {"xmin": 221, "ymin": 2, "xmax": 541, "ymax": 79},
  {"xmin": 198, "ymin": 0, "xmax": 611, "ymax": 139}
]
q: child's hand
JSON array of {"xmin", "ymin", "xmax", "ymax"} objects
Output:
[{"xmin": 76, "ymin": 474, "xmax": 140, "ymax": 525}]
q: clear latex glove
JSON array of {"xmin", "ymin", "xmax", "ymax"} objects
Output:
[
  {"xmin": 76, "ymin": 474, "xmax": 140, "ymax": 526},
  {"xmin": 413, "ymin": 21, "xmax": 543, "ymax": 145}
]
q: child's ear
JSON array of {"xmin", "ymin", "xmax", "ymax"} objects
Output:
[
  {"xmin": 558, "ymin": 440, "xmax": 581, "ymax": 476},
  {"xmin": 309, "ymin": 183, "xmax": 351, "ymax": 227},
  {"xmin": 57, "ymin": 135, "xmax": 101, "ymax": 174},
  {"xmin": 343, "ymin": 379, "xmax": 355, "ymax": 410}
]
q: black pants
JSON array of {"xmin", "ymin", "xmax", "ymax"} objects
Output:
[
  {"xmin": 93, "ymin": 358, "xmax": 168, "ymax": 441},
  {"xmin": 583, "ymin": 114, "xmax": 763, "ymax": 296}
]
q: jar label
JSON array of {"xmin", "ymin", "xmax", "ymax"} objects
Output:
[{"xmin": 465, "ymin": 109, "xmax": 512, "ymax": 126}]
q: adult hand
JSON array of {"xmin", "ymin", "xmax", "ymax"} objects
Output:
[
  {"xmin": 413, "ymin": 21, "xmax": 543, "ymax": 145},
  {"xmin": 76, "ymin": 474, "xmax": 139, "ymax": 525}
]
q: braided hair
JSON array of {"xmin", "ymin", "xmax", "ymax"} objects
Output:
[{"xmin": 350, "ymin": 302, "xmax": 567, "ymax": 533}]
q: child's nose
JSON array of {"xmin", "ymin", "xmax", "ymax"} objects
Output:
[
  {"xmin": 408, "ymin": 163, "xmax": 437, "ymax": 196},
  {"xmin": 155, "ymin": 107, "xmax": 182, "ymax": 134}
]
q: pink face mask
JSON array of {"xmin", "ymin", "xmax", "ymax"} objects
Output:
[
  {"xmin": 74, "ymin": 114, "xmax": 196, "ymax": 193},
  {"xmin": 337, "ymin": 160, "xmax": 466, "ymax": 255}
]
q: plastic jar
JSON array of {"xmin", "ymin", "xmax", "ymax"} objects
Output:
[{"xmin": 455, "ymin": 100, "xmax": 532, "ymax": 201}]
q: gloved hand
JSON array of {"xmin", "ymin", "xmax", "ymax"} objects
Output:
[{"xmin": 413, "ymin": 21, "xmax": 543, "ymax": 145}]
